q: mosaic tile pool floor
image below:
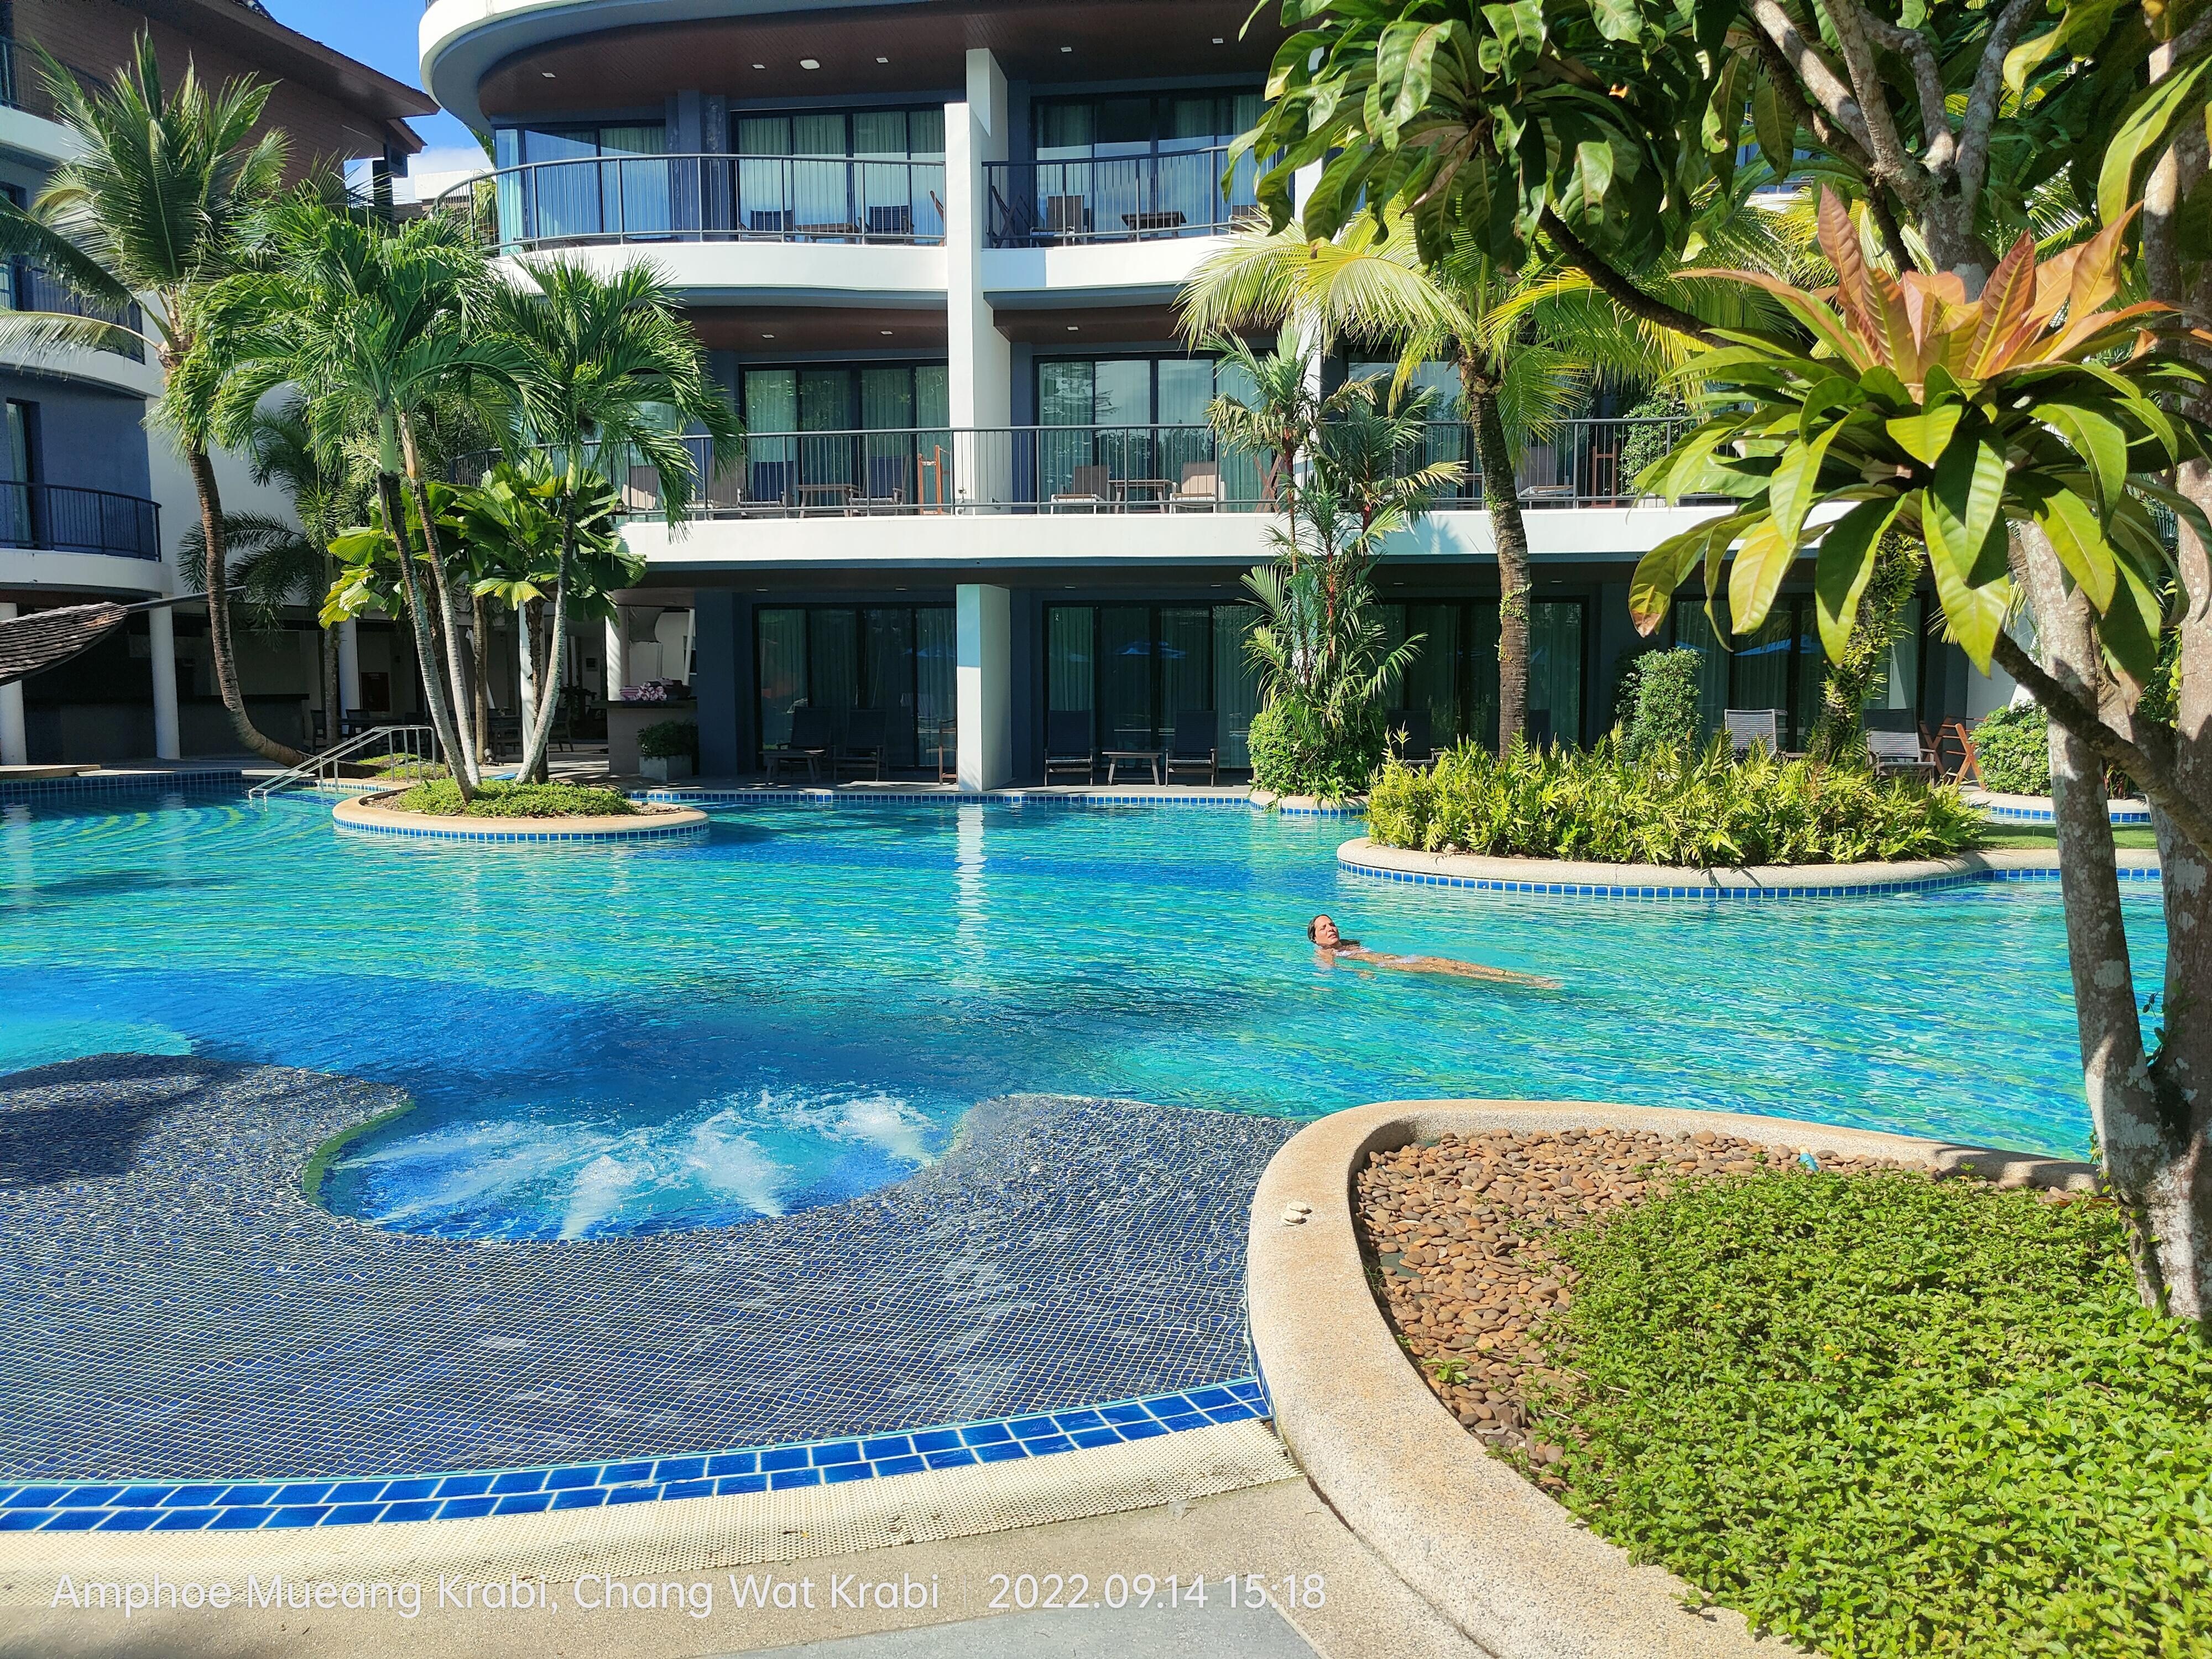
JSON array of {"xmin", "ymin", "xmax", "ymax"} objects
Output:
[{"xmin": 0, "ymin": 1056, "xmax": 1291, "ymax": 1495}]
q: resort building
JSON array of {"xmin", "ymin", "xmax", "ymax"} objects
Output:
[{"xmin": 0, "ymin": 0, "xmax": 431, "ymax": 766}]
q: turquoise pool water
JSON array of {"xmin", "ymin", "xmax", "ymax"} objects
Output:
[{"xmin": 1, "ymin": 787, "xmax": 2161, "ymax": 1239}]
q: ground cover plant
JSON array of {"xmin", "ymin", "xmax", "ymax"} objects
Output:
[
  {"xmin": 387, "ymin": 779, "xmax": 635, "ymax": 818},
  {"xmin": 1528, "ymin": 1171, "xmax": 2212, "ymax": 1657},
  {"xmin": 1365, "ymin": 738, "xmax": 1983, "ymax": 866}
]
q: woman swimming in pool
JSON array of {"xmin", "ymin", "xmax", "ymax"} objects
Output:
[{"xmin": 1308, "ymin": 915, "xmax": 1561, "ymax": 989}]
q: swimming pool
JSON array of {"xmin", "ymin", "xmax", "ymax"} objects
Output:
[{"xmin": 2, "ymin": 785, "xmax": 2158, "ymax": 1239}]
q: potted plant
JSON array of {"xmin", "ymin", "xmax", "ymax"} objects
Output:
[{"xmin": 637, "ymin": 719, "xmax": 698, "ymax": 782}]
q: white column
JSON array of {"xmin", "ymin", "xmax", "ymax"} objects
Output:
[
  {"xmin": 606, "ymin": 611, "xmax": 630, "ymax": 703},
  {"xmin": 947, "ymin": 49, "xmax": 1011, "ymax": 505},
  {"xmin": 148, "ymin": 604, "xmax": 180, "ymax": 760},
  {"xmin": 337, "ymin": 619, "xmax": 361, "ymax": 724},
  {"xmin": 0, "ymin": 602, "xmax": 24, "ymax": 766},
  {"xmin": 956, "ymin": 582, "xmax": 1010, "ymax": 792}
]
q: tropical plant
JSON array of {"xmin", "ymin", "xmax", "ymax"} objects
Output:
[
  {"xmin": 1200, "ymin": 335, "xmax": 1329, "ymax": 513},
  {"xmin": 637, "ymin": 719, "xmax": 698, "ymax": 762},
  {"xmin": 477, "ymin": 258, "xmax": 740, "ymax": 783},
  {"xmin": 1970, "ymin": 701, "xmax": 2055, "ymax": 795},
  {"xmin": 0, "ymin": 35, "xmax": 296, "ymax": 760},
  {"xmin": 1619, "ymin": 648, "xmax": 1704, "ymax": 761},
  {"xmin": 1366, "ymin": 736, "xmax": 1984, "ymax": 867},
  {"xmin": 1806, "ymin": 529, "xmax": 1921, "ymax": 766}
]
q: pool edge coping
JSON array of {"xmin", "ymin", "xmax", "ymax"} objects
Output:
[
  {"xmin": 1247, "ymin": 1099, "xmax": 2096, "ymax": 1659},
  {"xmin": 332, "ymin": 791, "xmax": 709, "ymax": 842}
]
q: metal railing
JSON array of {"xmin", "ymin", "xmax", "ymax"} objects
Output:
[
  {"xmin": 0, "ymin": 481, "xmax": 159, "ymax": 557},
  {"xmin": 248, "ymin": 724, "xmax": 442, "ymax": 800},
  {"xmin": 557, "ymin": 417, "xmax": 1703, "ymax": 520},
  {"xmin": 0, "ymin": 36, "xmax": 106, "ymax": 122},
  {"xmin": 435, "ymin": 154, "xmax": 948, "ymax": 254},
  {"xmin": 7, "ymin": 259, "xmax": 146, "ymax": 361},
  {"xmin": 986, "ymin": 146, "xmax": 1266, "ymax": 246}
]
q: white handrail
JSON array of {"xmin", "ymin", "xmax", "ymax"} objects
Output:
[{"xmin": 248, "ymin": 723, "xmax": 441, "ymax": 800}]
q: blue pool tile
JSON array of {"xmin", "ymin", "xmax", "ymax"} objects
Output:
[
  {"xmin": 1052, "ymin": 1410, "xmax": 1107, "ymax": 1432},
  {"xmin": 651, "ymin": 1457, "xmax": 706, "ymax": 1483},
  {"xmin": 958, "ymin": 1422, "xmax": 1013, "ymax": 1446},
  {"xmin": 1070, "ymin": 1427, "xmax": 1122, "ymax": 1450},
  {"xmin": 1008, "ymin": 1416, "xmax": 1060, "ymax": 1439},
  {"xmin": 489, "ymin": 1471, "xmax": 546, "ymax": 1495},
  {"xmin": 322, "ymin": 1504, "xmax": 387, "ymax": 1525},
  {"xmin": 1098, "ymin": 1404, "xmax": 1153, "ymax": 1427},
  {"xmin": 975, "ymin": 1441, "xmax": 1029, "ymax": 1464},
  {"xmin": 0, "ymin": 1511, "xmax": 58, "ymax": 1531},
  {"xmin": 207, "ymin": 1507, "xmax": 274, "ymax": 1530},
  {"xmin": 759, "ymin": 1447, "xmax": 809, "ymax": 1473},
  {"xmin": 606, "ymin": 1485, "xmax": 661, "ymax": 1506},
  {"xmin": 660, "ymin": 1479, "xmax": 713, "ymax": 1502},
  {"xmin": 39, "ymin": 1511, "xmax": 107, "ymax": 1531},
  {"xmin": 922, "ymin": 1448, "xmax": 976, "ymax": 1471},
  {"xmin": 910, "ymin": 1430, "xmax": 962, "ymax": 1453},
  {"xmin": 434, "ymin": 1474, "xmax": 493, "ymax": 1499},
  {"xmin": 545, "ymin": 1466, "xmax": 601, "ymax": 1490},
  {"xmin": 492, "ymin": 1493, "xmax": 552, "ymax": 1516},
  {"xmin": 871, "ymin": 1455, "xmax": 924, "ymax": 1478},
  {"xmin": 379, "ymin": 1479, "xmax": 440, "ymax": 1502},
  {"xmin": 7, "ymin": 1488, "xmax": 65, "ymax": 1509},
  {"xmin": 151, "ymin": 1509, "xmax": 217, "ymax": 1531},
  {"xmin": 811, "ymin": 1441, "xmax": 863, "ymax": 1467},
  {"xmin": 1155, "ymin": 1412, "xmax": 1208, "ymax": 1433},
  {"xmin": 436, "ymin": 1496, "xmax": 495, "ymax": 1520},
  {"xmin": 768, "ymin": 1468, "xmax": 821, "ymax": 1491},
  {"xmin": 53, "ymin": 1486, "xmax": 123, "ymax": 1507},
  {"xmin": 379, "ymin": 1500, "xmax": 440, "ymax": 1523},
  {"xmin": 269, "ymin": 1506, "xmax": 332, "ymax": 1527},
  {"xmin": 269, "ymin": 1483, "xmax": 334, "ymax": 1506},
  {"xmin": 599, "ymin": 1462, "xmax": 654, "ymax": 1486},
  {"xmin": 1228, "ymin": 1379, "xmax": 1265, "ymax": 1402},
  {"xmin": 823, "ymin": 1462, "xmax": 873, "ymax": 1485},
  {"xmin": 861, "ymin": 1436, "xmax": 914, "ymax": 1461},
  {"xmin": 1019, "ymin": 1433, "xmax": 1074, "ymax": 1457},
  {"xmin": 326, "ymin": 1480, "xmax": 389, "ymax": 1504},
  {"xmin": 1185, "ymin": 1387, "xmax": 1236, "ymax": 1410},
  {"xmin": 551, "ymin": 1488, "xmax": 608, "ymax": 1511},
  {"xmin": 213, "ymin": 1484, "xmax": 276, "ymax": 1507},
  {"xmin": 93, "ymin": 1510, "xmax": 164, "ymax": 1532},
  {"xmin": 705, "ymin": 1453, "xmax": 756, "ymax": 1478},
  {"xmin": 715, "ymin": 1473, "xmax": 766, "ymax": 1496},
  {"xmin": 1116, "ymin": 1418, "xmax": 1168, "ymax": 1441},
  {"xmin": 112, "ymin": 1485, "xmax": 177, "ymax": 1507}
]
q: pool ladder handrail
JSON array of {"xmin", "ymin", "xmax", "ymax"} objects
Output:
[{"xmin": 247, "ymin": 724, "xmax": 442, "ymax": 801}]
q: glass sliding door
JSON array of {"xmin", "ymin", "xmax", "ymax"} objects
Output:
[
  {"xmin": 1037, "ymin": 359, "xmax": 1095, "ymax": 499},
  {"xmin": 1668, "ymin": 601, "xmax": 1732, "ymax": 739},
  {"xmin": 757, "ymin": 608, "xmax": 807, "ymax": 748},
  {"xmin": 1159, "ymin": 608, "xmax": 1212, "ymax": 746},
  {"xmin": 862, "ymin": 607, "xmax": 916, "ymax": 764},
  {"xmin": 1401, "ymin": 602, "xmax": 1459, "ymax": 747},
  {"xmin": 757, "ymin": 603, "xmax": 952, "ymax": 768},
  {"xmin": 808, "ymin": 609, "xmax": 859, "ymax": 714},
  {"xmin": 1213, "ymin": 606, "xmax": 1259, "ymax": 768},
  {"xmin": 1047, "ymin": 607, "xmax": 1095, "ymax": 744},
  {"xmin": 744, "ymin": 369, "xmax": 797, "ymax": 507},
  {"xmin": 1528, "ymin": 599, "xmax": 1585, "ymax": 746},
  {"xmin": 1098, "ymin": 606, "xmax": 1154, "ymax": 750},
  {"xmin": 599, "ymin": 124, "xmax": 669, "ymax": 236},
  {"xmin": 916, "ymin": 607, "xmax": 957, "ymax": 769}
]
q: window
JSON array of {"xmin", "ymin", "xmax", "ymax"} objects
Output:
[
  {"xmin": 1033, "ymin": 91, "xmax": 1261, "ymax": 159},
  {"xmin": 737, "ymin": 364, "xmax": 951, "ymax": 509},
  {"xmin": 1376, "ymin": 598, "xmax": 1588, "ymax": 749},
  {"xmin": 1033, "ymin": 356, "xmax": 1257, "ymax": 501},
  {"xmin": 1024, "ymin": 90, "xmax": 1265, "ymax": 239},
  {"xmin": 1666, "ymin": 593, "xmax": 1912, "ymax": 748},
  {"xmin": 731, "ymin": 108, "xmax": 946, "ymax": 238},
  {"xmin": 1045, "ymin": 602, "xmax": 1264, "ymax": 768},
  {"xmin": 0, "ymin": 399, "xmax": 34, "ymax": 548},
  {"xmin": 493, "ymin": 122, "xmax": 669, "ymax": 242},
  {"xmin": 755, "ymin": 603, "xmax": 955, "ymax": 766}
]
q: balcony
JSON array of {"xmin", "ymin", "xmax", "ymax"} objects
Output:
[
  {"xmin": 6, "ymin": 260, "xmax": 145, "ymax": 362},
  {"xmin": 985, "ymin": 147, "xmax": 1262, "ymax": 247},
  {"xmin": 581, "ymin": 417, "xmax": 1695, "ymax": 519},
  {"xmin": 439, "ymin": 155, "xmax": 949, "ymax": 255},
  {"xmin": 0, "ymin": 35, "xmax": 103, "ymax": 124},
  {"xmin": 0, "ymin": 482, "xmax": 160, "ymax": 558}
]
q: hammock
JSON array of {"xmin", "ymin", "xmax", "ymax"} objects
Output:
[{"xmin": 0, "ymin": 596, "xmax": 186, "ymax": 688}]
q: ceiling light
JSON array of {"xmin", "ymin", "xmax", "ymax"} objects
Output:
[
  {"xmin": 875, "ymin": 55, "xmax": 890, "ymax": 64},
  {"xmin": 752, "ymin": 62, "xmax": 766, "ymax": 70},
  {"xmin": 1212, "ymin": 36, "xmax": 1224, "ymax": 43},
  {"xmin": 1066, "ymin": 324, "xmax": 1079, "ymax": 332},
  {"xmin": 761, "ymin": 332, "xmax": 776, "ymax": 340},
  {"xmin": 879, "ymin": 328, "xmax": 894, "ymax": 335},
  {"xmin": 1060, "ymin": 45, "xmax": 1073, "ymax": 53},
  {"xmin": 800, "ymin": 57, "xmax": 820, "ymax": 69},
  {"xmin": 540, "ymin": 70, "xmax": 556, "ymax": 78}
]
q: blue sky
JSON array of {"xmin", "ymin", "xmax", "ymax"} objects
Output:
[{"xmin": 263, "ymin": 0, "xmax": 478, "ymax": 171}]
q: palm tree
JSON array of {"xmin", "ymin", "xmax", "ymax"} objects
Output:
[
  {"xmin": 479, "ymin": 258, "xmax": 739, "ymax": 784},
  {"xmin": 209, "ymin": 196, "xmax": 523, "ymax": 797},
  {"xmin": 0, "ymin": 35, "xmax": 298, "ymax": 761}
]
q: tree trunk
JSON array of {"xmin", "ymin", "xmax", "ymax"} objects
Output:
[
  {"xmin": 517, "ymin": 599, "xmax": 540, "ymax": 780},
  {"xmin": 182, "ymin": 443, "xmax": 304, "ymax": 766},
  {"xmin": 472, "ymin": 593, "xmax": 493, "ymax": 772},
  {"xmin": 1466, "ymin": 368, "xmax": 1531, "ymax": 755},
  {"xmin": 396, "ymin": 419, "xmax": 478, "ymax": 788},
  {"xmin": 320, "ymin": 549, "xmax": 340, "ymax": 748},
  {"xmin": 376, "ymin": 469, "xmax": 471, "ymax": 802},
  {"xmin": 514, "ymin": 517, "xmax": 575, "ymax": 785}
]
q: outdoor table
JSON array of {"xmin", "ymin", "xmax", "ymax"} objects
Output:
[
  {"xmin": 1103, "ymin": 747, "xmax": 1163, "ymax": 785},
  {"xmin": 1112, "ymin": 478, "xmax": 1175, "ymax": 509},
  {"xmin": 797, "ymin": 482, "xmax": 859, "ymax": 511}
]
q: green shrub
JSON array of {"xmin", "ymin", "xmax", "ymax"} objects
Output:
[
  {"xmin": 1528, "ymin": 1171, "xmax": 2212, "ymax": 1657},
  {"xmin": 1623, "ymin": 647, "xmax": 1703, "ymax": 761},
  {"xmin": 389, "ymin": 779, "xmax": 638, "ymax": 818},
  {"xmin": 1971, "ymin": 701, "xmax": 2052, "ymax": 794},
  {"xmin": 638, "ymin": 719, "xmax": 698, "ymax": 761},
  {"xmin": 1618, "ymin": 390, "xmax": 1689, "ymax": 491},
  {"xmin": 1248, "ymin": 695, "xmax": 1387, "ymax": 800},
  {"xmin": 1365, "ymin": 737, "xmax": 1983, "ymax": 865}
]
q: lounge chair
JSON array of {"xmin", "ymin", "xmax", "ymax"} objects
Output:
[
  {"xmin": 1052, "ymin": 464, "xmax": 1111, "ymax": 512},
  {"xmin": 766, "ymin": 705, "xmax": 834, "ymax": 783},
  {"xmin": 1164, "ymin": 708, "xmax": 1219, "ymax": 786},
  {"xmin": 834, "ymin": 707, "xmax": 888, "ymax": 782},
  {"xmin": 1044, "ymin": 709, "xmax": 1095, "ymax": 784},
  {"xmin": 1867, "ymin": 728, "xmax": 1939, "ymax": 781},
  {"xmin": 1724, "ymin": 708, "xmax": 1780, "ymax": 757},
  {"xmin": 1171, "ymin": 462, "xmax": 1221, "ymax": 512}
]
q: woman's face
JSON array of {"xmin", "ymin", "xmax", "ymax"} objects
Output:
[{"xmin": 1311, "ymin": 915, "xmax": 1342, "ymax": 948}]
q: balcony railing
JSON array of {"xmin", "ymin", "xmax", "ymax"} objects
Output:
[
  {"xmin": 0, "ymin": 36, "xmax": 107, "ymax": 122},
  {"xmin": 549, "ymin": 418, "xmax": 1700, "ymax": 520},
  {"xmin": 436, "ymin": 155, "xmax": 948, "ymax": 254},
  {"xmin": 985, "ymin": 146, "xmax": 1265, "ymax": 246},
  {"xmin": 0, "ymin": 481, "xmax": 160, "ymax": 557},
  {"xmin": 6, "ymin": 259, "xmax": 145, "ymax": 361}
]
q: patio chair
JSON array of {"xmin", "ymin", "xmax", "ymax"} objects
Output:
[
  {"xmin": 1044, "ymin": 195, "xmax": 1091, "ymax": 239},
  {"xmin": 930, "ymin": 718, "xmax": 958, "ymax": 782},
  {"xmin": 1389, "ymin": 708, "xmax": 1436, "ymax": 769},
  {"xmin": 1171, "ymin": 462, "xmax": 1222, "ymax": 512},
  {"xmin": 1052, "ymin": 465, "xmax": 1112, "ymax": 512},
  {"xmin": 1927, "ymin": 717, "xmax": 1984, "ymax": 786},
  {"xmin": 1164, "ymin": 708, "xmax": 1219, "ymax": 786},
  {"xmin": 834, "ymin": 707, "xmax": 888, "ymax": 782},
  {"xmin": 1044, "ymin": 709, "xmax": 1096, "ymax": 784},
  {"xmin": 1724, "ymin": 708, "xmax": 1781, "ymax": 757},
  {"xmin": 623, "ymin": 466, "xmax": 662, "ymax": 513},
  {"xmin": 766, "ymin": 705, "xmax": 834, "ymax": 783},
  {"xmin": 859, "ymin": 454, "xmax": 907, "ymax": 514},
  {"xmin": 1867, "ymin": 728, "xmax": 1940, "ymax": 781}
]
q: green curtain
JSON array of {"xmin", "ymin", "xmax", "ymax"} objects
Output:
[
  {"xmin": 757, "ymin": 608, "xmax": 806, "ymax": 749},
  {"xmin": 1213, "ymin": 605, "xmax": 1260, "ymax": 768}
]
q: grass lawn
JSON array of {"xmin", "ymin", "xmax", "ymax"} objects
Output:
[
  {"xmin": 387, "ymin": 779, "xmax": 638, "ymax": 817},
  {"xmin": 1978, "ymin": 822, "xmax": 2159, "ymax": 850},
  {"xmin": 1527, "ymin": 1172, "xmax": 2211, "ymax": 1657}
]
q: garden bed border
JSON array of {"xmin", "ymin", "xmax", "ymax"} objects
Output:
[
  {"xmin": 1246, "ymin": 1098, "xmax": 2095, "ymax": 1659},
  {"xmin": 332, "ymin": 790, "xmax": 708, "ymax": 842}
]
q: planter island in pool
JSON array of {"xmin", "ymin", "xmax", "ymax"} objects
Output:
[{"xmin": 332, "ymin": 790, "xmax": 709, "ymax": 843}]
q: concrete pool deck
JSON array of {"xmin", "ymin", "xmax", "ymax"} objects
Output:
[{"xmin": 0, "ymin": 1056, "xmax": 1294, "ymax": 1514}]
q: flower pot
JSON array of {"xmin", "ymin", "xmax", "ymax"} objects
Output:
[{"xmin": 640, "ymin": 755, "xmax": 693, "ymax": 782}]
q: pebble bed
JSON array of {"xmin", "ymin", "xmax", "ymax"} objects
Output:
[{"xmin": 1354, "ymin": 1125, "xmax": 1901, "ymax": 1489}]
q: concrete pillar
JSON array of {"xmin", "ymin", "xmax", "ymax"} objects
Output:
[
  {"xmin": 149, "ymin": 604, "xmax": 180, "ymax": 760},
  {"xmin": 605, "ymin": 611, "xmax": 630, "ymax": 703},
  {"xmin": 693, "ymin": 589, "xmax": 741, "ymax": 779},
  {"xmin": 337, "ymin": 619, "xmax": 361, "ymax": 727},
  {"xmin": 947, "ymin": 49, "xmax": 1010, "ymax": 505},
  {"xmin": 0, "ymin": 602, "xmax": 24, "ymax": 766},
  {"xmin": 956, "ymin": 582, "xmax": 1011, "ymax": 792}
]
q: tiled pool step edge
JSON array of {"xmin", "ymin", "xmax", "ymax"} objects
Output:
[
  {"xmin": 638, "ymin": 786, "xmax": 1366, "ymax": 816},
  {"xmin": 0, "ymin": 766, "xmax": 245, "ymax": 802},
  {"xmin": 0, "ymin": 1380, "xmax": 1266, "ymax": 1534}
]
